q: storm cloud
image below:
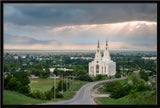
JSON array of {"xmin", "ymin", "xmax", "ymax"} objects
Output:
[
  {"xmin": 3, "ymin": 3, "xmax": 157, "ymax": 50},
  {"xmin": 4, "ymin": 3, "xmax": 157, "ymax": 27}
]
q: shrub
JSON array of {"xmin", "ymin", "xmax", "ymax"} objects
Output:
[
  {"xmin": 40, "ymin": 92, "xmax": 46, "ymax": 100},
  {"xmin": 57, "ymin": 80, "xmax": 63, "ymax": 91},
  {"xmin": 44, "ymin": 90, "xmax": 53, "ymax": 100},
  {"xmin": 128, "ymin": 72, "xmax": 140, "ymax": 85},
  {"xmin": 51, "ymin": 85, "xmax": 55, "ymax": 92},
  {"xmin": 129, "ymin": 88, "xmax": 137, "ymax": 99},
  {"xmin": 136, "ymin": 83, "xmax": 147, "ymax": 92},
  {"xmin": 56, "ymin": 92, "xmax": 64, "ymax": 98},
  {"xmin": 32, "ymin": 90, "xmax": 47, "ymax": 100},
  {"xmin": 139, "ymin": 70, "xmax": 149, "ymax": 81},
  {"xmin": 63, "ymin": 81, "xmax": 67, "ymax": 91},
  {"xmin": 57, "ymin": 80, "xmax": 67, "ymax": 92},
  {"xmin": 150, "ymin": 90, "xmax": 156, "ymax": 95},
  {"xmin": 127, "ymin": 80, "xmax": 134, "ymax": 86},
  {"xmin": 94, "ymin": 75, "xmax": 103, "ymax": 81},
  {"xmin": 115, "ymin": 72, "xmax": 121, "ymax": 78},
  {"xmin": 110, "ymin": 85, "xmax": 133, "ymax": 99},
  {"xmin": 103, "ymin": 81, "xmax": 122, "ymax": 92},
  {"xmin": 78, "ymin": 74, "xmax": 93, "ymax": 81},
  {"xmin": 6, "ymin": 78, "xmax": 21, "ymax": 91},
  {"xmin": 4, "ymin": 74, "xmax": 12, "ymax": 89},
  {"xmin": 4, "ymin": 71, "xmax": 31, "ymax": 96},
  {"xmin": 18, "ymin": 85, "xmax": 31, "ymax": 95},
  {"xmin": 51, "ymin": 85, "xmax": 59, "ymax": 98},
  {"xmin": 32, "ymin": 90, "xmax": 41, "ymax": 99}
]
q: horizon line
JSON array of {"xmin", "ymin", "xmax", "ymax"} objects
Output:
[{"xmin": 4, "ymin": 49, "xmax": 157, "ymax": 51}]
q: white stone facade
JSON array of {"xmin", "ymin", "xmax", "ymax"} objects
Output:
[{"xmin": 89, "ymin": 39, "xmax": 116, "ymax": 77}]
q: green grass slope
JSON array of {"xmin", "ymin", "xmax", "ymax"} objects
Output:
[
  {"xmin": 4, "ymin": 79, "xmax": 89, "ymax": 105},
  {"xmin": 30, "ymin": 78, "xmax": 57, "ymax": 92},
  {"xmin": 97, "ymin": 90, "xmax": 157, "ymax": 105},
  {"xmin": 3, "ymin": 90, "xmax": 46, "ymax": 105}
]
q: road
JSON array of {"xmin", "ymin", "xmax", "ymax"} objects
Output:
[{"xmin": 41, "ymin": 77, "xmax": 126, "ymax": 105}]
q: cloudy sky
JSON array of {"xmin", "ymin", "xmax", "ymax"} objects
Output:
[{"xmin": 4, "ymin": 3, "xmax": 157, "ymax": 50}]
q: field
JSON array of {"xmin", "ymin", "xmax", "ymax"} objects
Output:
[
  {"xmin": 3, "ymin": 78, "xmax": 89, "ymax": 105},
  {"xmin": 30, "ymin": 78, "xmax": 57, "ymax": 92},
  {"xmin": 96, "ymin": 90, "xmax": 157, "ymax": 105},
  {"xmin": 30, "ymin": 78, "xmax": 88, "ymax": 92},
  {"xmin": 3, "ymin": 90, "xmax": 46, "ymax": 105},
  {"xmin": 30, "ymin": 78, "xmax": 89, "ymax": 102}
]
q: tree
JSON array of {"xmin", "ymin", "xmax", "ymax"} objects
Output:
[
  {"xmin": 94, "ymin": 75, "xmax": 104, "ymax": 81},
  {"xmin": 57, "ymin": 80, "xmax": 65, "ymax": 91},
  {"xmin": 73, "ymin": 65, "xmax": 87, "ymax": 77},
  {"xmin": 139, "ymin": 70, "xmax": 148, "ymax": 81},
  {"xmin": 54, "ymin": 68, "xmax": 59, "ymax": 76},
  {"xmin": 4, "ymin": 74, "xmax": 12, "ymax": 89},
  {"xmin": 103, "ymin": 81, "xmax": 122, "ymax": 92},
  {"xmin": 41, "ymin": 68, "xmax": 50, "ymax": 78},
  {"xmin": 110, "ymin": 85, "xmax": 133, "ymax": 99},
  {"xmin": 18, "ymin": 85, "xmax": 31, "ymax": 95},
  {"xmin": 4, "ymin": 64, "xmax": 9, "ymax": 72},
  {"xmin": 4, "ymin": 71, "xmax": 31, "ymax": 95},
  {"xmin": 115, "ymin": 72, "xmax": 121, "ymax": 78},
  {"xmin": 34, "ymin": 64, "xmax": 43, "ymax": 70},
  {"xmin": 128, "ymin": 72, "xmax": 140, "ymax": 86},
  {"xmin": 6, "ymin": 78, "xmax": 21, "ymax": 91},
  {"xmin": 78, "ymin": 74, "xmax": 93, "ymax": 81},
  {"xmin": 51, "ymin": 85, "xmax": 64, "ymax": 98}
]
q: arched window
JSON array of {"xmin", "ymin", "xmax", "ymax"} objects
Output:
[{"xmin": 96, "ymin": 65, "xmax": 99, "ymax": 73}]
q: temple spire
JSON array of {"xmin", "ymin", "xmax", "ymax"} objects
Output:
[
  {"xmin": 106, "ymin": 36, "xmax": 108, "ymax": 46},
  {"xmin": 98, "ymin": 40, "xmax": 99, "ymax": 48}
]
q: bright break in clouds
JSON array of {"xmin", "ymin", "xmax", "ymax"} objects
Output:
[{"xmin": 4, "ymin": 3, "xmax": 157, "ymax": 50}]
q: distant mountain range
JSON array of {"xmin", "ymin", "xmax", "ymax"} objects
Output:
[{"xmin": 4, "ymin": 34, "xmax": 156, "ymax": 50}]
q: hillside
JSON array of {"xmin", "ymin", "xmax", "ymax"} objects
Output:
[
  {"xmin": 96, "ymin": 90, "xmax": 156, "ymax": 105},
  {"xmin": 3, "ymin": 90, "xmax": 46, "ymax": 105}
]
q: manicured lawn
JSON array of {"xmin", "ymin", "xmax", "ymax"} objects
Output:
[
  {"xmin": 3, "ymin": 90, "xmax": 46, "ymax": 105},
  {"xmin": 96, "ymin": 90, "xmax": 157, "ymax": 105}
]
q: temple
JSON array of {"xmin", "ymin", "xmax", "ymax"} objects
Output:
[{"xmin": 89, "ymin": 37, "xmax": 116, "ymax": 77}]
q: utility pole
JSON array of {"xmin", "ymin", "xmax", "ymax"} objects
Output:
[
  {"xmin": 122, "ymin": 65, "xmax": 124, "ymax": 77},
  {"xmin": 73, "ymin": 76, "xmax": 74, "ymax": 85},
  {"xmin": 61, "ymin": 75, "xmax": 63, "ymax": 94},
  {"xmin": 70, "ymin": 75, "xmax": 71, "ymax": 90},
  {"xmin": 73, "ymin": 72, "xmax": 75, "ymax": 85},
  {"xmin": 66, "ymin": 76, "xmax": 68, "ymax": 92},
  {"xmin": 60, "ymin": 56, "xmax": 63, "ymax": 93},
  {"xmin": 54, "ymin": 76, "xmax": 56, "ymax": 100}
]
